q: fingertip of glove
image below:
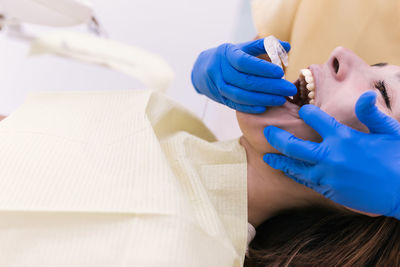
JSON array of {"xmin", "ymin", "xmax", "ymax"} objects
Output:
[
  {"xmin": 286, "ymin": 83, "xmax": 298, "ymax": 96},
  {"xmin": 263, "ymin": 153, "xmax": 281, "ymax": 168},
  {"xmin": 263, "ymin": 126, "xmax": 277, "ymax": 138},
  {"xmin": 359, "ymin": 91, "xmax": 377, "ymax": 104},
  {"xmin": 279, "ymin": 41, "xmax": 291, "ymax": 52},
  {"xmin": 252, "ymin": 38, "xmax": 266, "ymax": 49},
  {"xmin": 253, "ymin": 106, "xmax": 267, "ymax": 114},
  {"xmin": 235, "ymin": 105, "xmax": 266, "ymax": 114},
  {"xmin": 273, "ymin": 66, "xmax": 285, "ymax": 78},
  {"xmin": 263, "ymin": 153, "xmax": 273, "ymax": 164},
  {"xmin": 272, "ymin": 97, "xmax": 287, "ymax": 106},
  {"xmin": 299, "ymin": 104, "xmax": 319, "ymax": 117},
  {"xmin": 356, "ymin": 91, "xmax": 377, "ymax": 113},
  {"xmin": 241, "ymin": 39, "xmax": 264, "ymax": 49},
  {"xmin": 362, "ymin": 90, "xmax": 377, "ymax": 98}
]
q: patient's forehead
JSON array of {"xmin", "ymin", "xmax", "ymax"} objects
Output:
[{"xmin": 375, "ymin": 64, "xmax": 400, "ymax": 80}]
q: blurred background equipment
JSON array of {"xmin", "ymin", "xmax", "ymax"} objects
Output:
[
  {"xmin": 1, "ymin": 0, "xmax": 93, "ymax": 27},
  {"xmin": 0, "ymin": 0, "xmax": 173, "ymax": 91},
  {"xmin": 0, "ymin": 0, "xmax": 255, "ymax": 140}
]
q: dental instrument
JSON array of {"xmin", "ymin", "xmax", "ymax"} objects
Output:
[{"xmin": 263, "ymin": 35, "xmax": 289, "ymax": 78}]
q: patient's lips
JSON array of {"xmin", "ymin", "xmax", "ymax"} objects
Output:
[{"xmin": 288, "ymin": 68, "xmax": 316, "ymax": 107}]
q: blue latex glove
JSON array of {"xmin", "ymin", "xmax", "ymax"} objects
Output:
[
  {"xmin": 263, "ymin": 91, "xmax": 400, "ymax": 219},
  {"xmin": 191, "ymin": 39, "xmax": 297, "ymax": 114}
]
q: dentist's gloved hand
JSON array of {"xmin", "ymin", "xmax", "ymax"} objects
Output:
[
  {"xmin": 191, "ymin": 39, "xmax": 297, "ymax": 114},
  {"xmin": 263, "ymin": 91, "xmax": 400, "ymax": 219}
]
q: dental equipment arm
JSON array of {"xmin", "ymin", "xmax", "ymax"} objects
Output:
[
  {"xmin": 191, "ymin": 38, "xmax": 296, "ymax": 114},
  {"xmin": 263, "ymin": 91, "xmax": 400, "ymax": 220},
  {"xmin": 1, "ymin": 0, "xmax": 93, "ymax": 27},
  {"xmin": 29, "ymin": 31, "xmax": 174, "ymax": 91},
  {"xmin": 0, "ymin": 0, "xmax": 106, "ymax": 41}
]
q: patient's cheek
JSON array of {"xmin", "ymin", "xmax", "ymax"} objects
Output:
[
  {"xmin": 237, "ymin": 107, "xmax": 322, "ymax": 155},
  {"xmin": 321, "ymin": 101, "xmax": 368, "ymax": 133}
]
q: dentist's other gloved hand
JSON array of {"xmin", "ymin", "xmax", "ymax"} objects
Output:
[
  {"xmin": 191, "ymin": 39, "xmax": 297, "ymax": 114},
  {"xmin": 263, "ymin": 91, "xmax": 400, "ymax": 219}
]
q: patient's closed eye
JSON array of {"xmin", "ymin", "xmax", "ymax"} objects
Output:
[
  {"xmin": 374, "ymin": 80, "xmax": 391, "ymax": 110},
  {"xmin": 371, "ymin": 63, "xmax": 388, "ymax": 67}
]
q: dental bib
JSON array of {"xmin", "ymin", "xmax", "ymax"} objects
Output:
[{"xmin": 0, "ymin": 90, "xmax": 247, "ymax": 267}]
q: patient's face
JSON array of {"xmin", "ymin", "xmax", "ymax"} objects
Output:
[{"xmin": 238, "ymin": 47, "xmax": 400, "ymax": 154}]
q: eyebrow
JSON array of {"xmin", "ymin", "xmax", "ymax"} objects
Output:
[{"xmin": 371, "ymin": 63, "xmax": 388, "ymax": 67}]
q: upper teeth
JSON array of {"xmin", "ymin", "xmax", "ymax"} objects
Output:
[{"xmin": 300, "ymin": 69, "xmax": 315, "ymax": 104}]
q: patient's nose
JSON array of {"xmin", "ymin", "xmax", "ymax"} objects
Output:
[{"xmin": 328, "ymin": 46, "xmax": 367, "ymax": 81}]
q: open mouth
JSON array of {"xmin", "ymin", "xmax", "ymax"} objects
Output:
[{"xmin": 287, "ymin": 69, "xmax": 316, "ymax": 107}]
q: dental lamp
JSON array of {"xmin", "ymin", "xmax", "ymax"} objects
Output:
[
  {"xmin": 0, "ymin": 0, "xmax": 174, "ymax": 92},
  {"xmin": 0, "ymin": 0, "xmax": 93, "ymax": 27}
]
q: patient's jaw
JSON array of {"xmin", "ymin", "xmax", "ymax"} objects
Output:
[{"xmin": 241, "ymin": 47, "xmax": 400, "ymax": 226}]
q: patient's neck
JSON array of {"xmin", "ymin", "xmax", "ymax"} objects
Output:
[{"xmin": 241, "ymin": 136, "xmax": 328, "ymax": 227}]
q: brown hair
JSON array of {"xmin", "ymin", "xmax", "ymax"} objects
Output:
[{"xmin": 245, "ymin": 205, "xmax": 400, "ymax": 267}]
